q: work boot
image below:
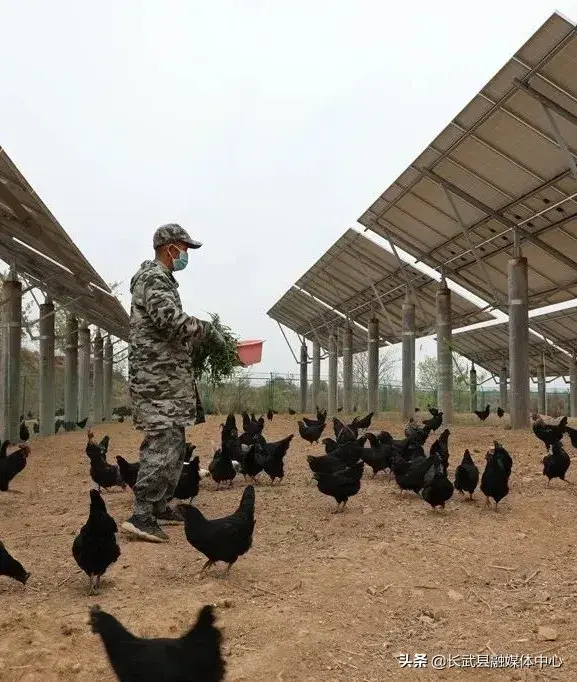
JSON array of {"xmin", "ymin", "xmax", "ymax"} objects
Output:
[
  {"xmin": 155, "ymin": 506, "xmax": 185, "ymax": 525},
  {"xmin": 122, "ymin": 514, "xmax": 169, "ymax": 542}
]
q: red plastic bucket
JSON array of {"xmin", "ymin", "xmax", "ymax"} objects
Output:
[{"xmin": 236, "ymin": 340, "xmax": 264, "ymax": 366}]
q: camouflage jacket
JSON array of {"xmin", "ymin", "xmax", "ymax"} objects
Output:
[{"xmin": 128, "ymin": 260, "xmax": 209, "ymax": 431}]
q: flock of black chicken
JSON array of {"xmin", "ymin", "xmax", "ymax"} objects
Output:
[{"xmin": 1, "ymin": 405, "xmax": 576, "ymax": 681}]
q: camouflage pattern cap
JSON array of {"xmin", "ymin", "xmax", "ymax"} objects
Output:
[{"xmin": 153, "ymin": 223, "xmax": 202, "ymax": 250}]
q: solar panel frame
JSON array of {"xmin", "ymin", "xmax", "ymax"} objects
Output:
[{"xmin": 357, "ymin": 12, "xmax": 577, "ymax": 311}]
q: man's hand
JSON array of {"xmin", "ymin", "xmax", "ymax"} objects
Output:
[{"xmin": 206, "ymin": 323, "xmax": 226, "ymax": 347}]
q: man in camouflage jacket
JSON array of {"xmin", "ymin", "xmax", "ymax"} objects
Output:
[{"xmin": 122, "ymin": 223, "xmax": 222, "ymax": 542}]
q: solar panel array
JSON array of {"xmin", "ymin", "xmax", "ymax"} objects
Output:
[
  {"xmin": 0, "ymin": 147, "xmax": 129, "ymax": 340},
  {"xmin": 269, "ymin": 11, "xmax": 577, "ymax": 374}
]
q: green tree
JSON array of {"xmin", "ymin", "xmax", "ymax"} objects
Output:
[{"xmin": 417, "ymin": 354, "xmax": 489, "ymax": 393}]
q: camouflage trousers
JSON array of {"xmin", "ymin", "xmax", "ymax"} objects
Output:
[{"xmin": 133, "ymin": 426, "xmax": 186, "ymax": 517}]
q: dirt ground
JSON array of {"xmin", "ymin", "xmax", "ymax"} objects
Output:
[{"xmin": 1, "ymin": 412, "xmax": 576, "ymax": 681}]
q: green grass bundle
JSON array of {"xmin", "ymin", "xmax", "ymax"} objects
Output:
[{"xmin": 190, "ymin": 313, "xmax": 240, "ymax": 384}]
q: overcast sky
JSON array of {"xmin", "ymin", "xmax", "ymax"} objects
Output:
[{"xmin": 1, "ymin": 0, "xmax": 577, "ymax": 383}]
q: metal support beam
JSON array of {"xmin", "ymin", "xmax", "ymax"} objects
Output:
[
  {"xmin": 77, "ymin": 325, "xmax": 91, "ymax": 423},
  {"xmin": 442, "ymin": 185, "xmax": 503, "ymax": 307},
  {"xmin": 425, "ymin": 169, "xmax": 577, "ymax": 277},
  {"xmin": 540, "ymin": 103, "xmax": 577, "ymax": 181},
  {"xmin": 38, "ymin": 300, "xmax": 55, "ymax": 437},
  {"xmin": 299, "ymin": 341, "xmax": 308, "ymax": 413},
  {"xmin": 311, "ymin": 341, "xmax": 321, "ymax": 409},
  {"xmin": 367, "ymin": 318, "xmax": 379, "ymax": 415},
  {"xmin": 0, "ymin": 279, "xmax": 22, "ymax": 441},
  {"xmin": 401, "ymin": 290, "xmax": 415, "ymax": 420},
  {"xmin": 537, "ymin": 358, "xmax": 546, "ymax": 415},
  {"xmin": 103, "ymin": 336, "xmax": 113, "ymax": 420},
  {"xmin": 570, "ymin": 351, "xmax": 577, "ymax": 419},
  {"xmin": 436, "ymin": 276, "xmax": 453, "ymax": 424},
  {"xmin": 469, "ymin": 362, "xmax": 478, "ymax": 413},
  {"xmin": 328, "ymin": 332, "xmax": 338, "ymax": 417},
  {"xmin": 64, "ymin": 314, "xmax": 79, "ymax": 428},
  {"xmin": 342, "ymin": 326, "xmax": 353, "ymax": 414},
  {"xmin": 508, "ymin": 256, "xmax": 530, "ymax": 429},
  {"xmin": 93, "ymin": 330, "xmax": 104, "ymax": 423},
  {"xmin": 276, "ymin": 321, "xmax": 299, "ymax": 364},
  {"xmin": 499, "ymin": 365, "xmax": 508, "ymax": 413},
  {"xmin": 514, "ymin": 78, "xmax": 577, "ymax": 131}
]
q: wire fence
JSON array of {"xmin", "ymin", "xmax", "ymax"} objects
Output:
[
  {"xmin": 16, "ymin": 369, "xmax": 571, "ymax": 420},
  {"xmin": 196, "ymin": 373, "xmax": 573, "ymax": 417}
]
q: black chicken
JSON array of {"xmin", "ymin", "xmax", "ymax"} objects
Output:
[
  {"xmin": 334, "ymin": 417, "xmax": 358, "ymax": 441},
  {"xmin": 313, "ymin": 460, "xmax": 364, "ymax": 513},
  {"xmin": 298, "ymin": 420, "xmax": 325, "ymax": 444},
  {"xmin": 474, "ymin": 404, "xmax": 491, "ymax": 421},
  {"xmin": 87, "ymin": 444, "xmax": 125, "ymax": 492},
  {"xmin": 542, "ymin": 441, "xmax": 571, "ymax": 487},
  {"xmin": 361, "ymin": 432, "xmax": 391, "ymax": 476},
  {"xmin": 171, "ymin": 454, "xmax": 201, "ymax": 503},
  {"xmin": 178, "ymin": 484, "xmax": 255, "ymax": 576},
  {"xmin": 329, "ymin": 437, "xmax": 365, "ymax": 467},
  {"xmin": 532, "ymin": 414, "xmax": 568, "ymax": 450},
  {"xmin": 454, "ymin": 450, "xmax": 479, "ymax": 500},
  {"xmin": 307, "ymin": 454, "xmax": 348, "ymax": 476},
  {"xmin": 208, "ymin": 447, "xmax": 236, "ymax": 489},
  {"xmin": 72, "ymin": 489, "xmax": 121, "ymax": 595},
  {"xmin": 90, "ymin": 604, "xmax": 225, "ymax": 682},
  {"xmin": 302, "ymin": 416, "xmax": 325, "ymax": 428},
  {"xmin": 116, "ymin": 456, "xmax": 139, "ymax": 489},
  {"xmin": 0, "ymin": 443, "xmax": 30, "ymax": 491},
  {"xmin": 266, "ymin": 409, "xmax": 273, "ymax": 421},
  {"xmin": 427, "ymin": 405, "xmax": 440, "ymax": 417},
  {"xmin": 33, "ymin": 421, "xmax": 39, "ymax": 434},
  {"xmin": 0, "ymin": 540, "xmax": 30, "ymax": 585},
  {"xmin": 421, "ymin": 453, "xmax": 454, "ymax": 510},
  {"xmin": 480, "ymin": 446, "xmax": 510, "ymax": 509},
  {"xmin": 19, "ymin": 421, "xmax": 30, "ymax": 442},
  {"xmin": 391, "ymin": 449, "xmax": 432, "ymax": 496},
  {"xmin": 352, "ymin": 412, "xmax": 374, "ymax": 431},
  {"xmin": 288, "ymin": 407, "xmax": 296, "ymax": 415},
  {"xmin": 254, "ymin": 434, "xmax": 293, "ymax": 483},
  {"xmin": 77, "ymin": 417, "xmax": 89, "ymax": 429},
  {"xmin": 497, "ymin": 407, "xmax": 505, "ymax": 418},
  {"xmin": 422, "ymin": 411, "xmax": 443, "ymax": 431},
  {"xmin": 404, "ymin": 418, "xmax": 432, "ymax": 446},
  {"xmin": 241, "ymin": 445, "xmax": 263, "ymax": 481},
  {"xmin": 316, "ymin": 407, "xmax": 327, "ymax": 422},
  {"xmin": 429, "ymin": 429, "xmax": 450, "ymax": 474}
]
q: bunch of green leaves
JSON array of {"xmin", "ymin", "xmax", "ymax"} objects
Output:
[{"xmin": 190, "ymin": 313, "xmax": 240, "ymax": 384}]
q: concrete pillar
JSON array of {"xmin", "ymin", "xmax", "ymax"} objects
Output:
[
  {"xmin": 402, "ymin": 291, "xmax": 415, "ymax": 420},
  {"xmin": 93, "ymin": 329, "xmax": 104, "ymax": 422},
  {"xmin": 342, "ymin": 326, "xmax": 353, "ymax": 414},
  {"xmin": 328, "ymin": 332, "xmax": 337, "ymax": 416},
  {"xmin": 436, "ymin": 276, "xmax": 453, "ymax": 424},
  {"xmin": 38, "ymin": 298, "xmax": 55, "ymax": 437},
  {"xmin": 103, "ymin": 336, "xmax": 113, "ymax": 420},
  {"xmin": 570, "ymin": 354, "xmax": 577, "ymax": 419},
  {"xmin": 499, "ymin": 365, "xmax": 508, "ymax": 412},
  {"xmin": 299, "ymin": 341, "xmax": 308, "ymax": 413},
  {"xmin": 64, "ymin": 314, "xmax": 79, "ymax": 428},
  {"xmin": 367, "ymin": 318, "xmax": 379, "ymax": 415},
  {"xmin": 469, "ymin": 362, "xmax": 478, "ymax": 413},
  {"xmin": 0, "ymin": 277, "xmax": 22, "ymax": 442},
  {"xmin": 311, "ymin": 341, "xmax": 321, "ymax": 409},
  {"xmin": 77, "ymin": 325, "xmax": 91, "ymax": 423},
  {"xmin": 537, "ymin": 360, "xmax": 546, "ymax": 415},
  {"xmin": 508, "ymin": 255, "xmax": 530, "ymax": 429}
]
